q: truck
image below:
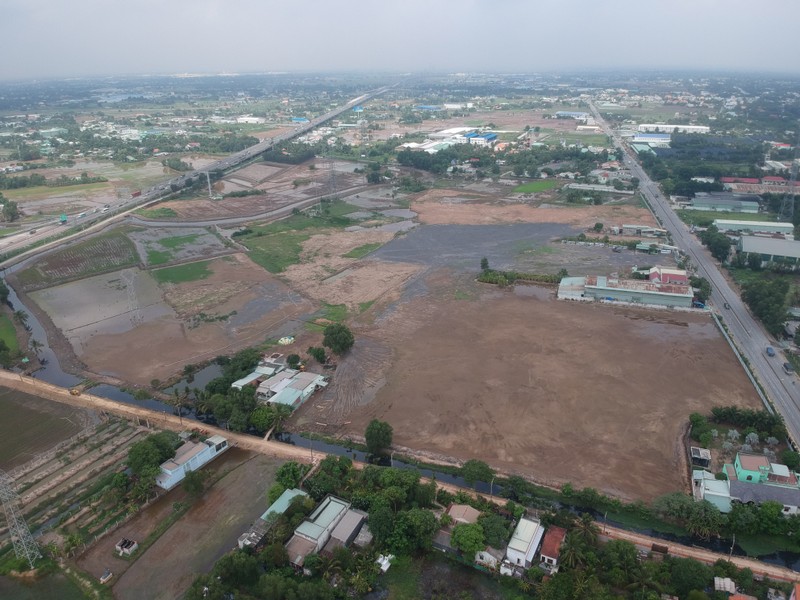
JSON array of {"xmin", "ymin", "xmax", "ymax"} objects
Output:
[
  {"xmin": 131, "ymin": 190, "xmax": 142, "ymax": 198},
  {"xmin": 59, "ymin": 214, "xmax": 68, "ymax": 225}
]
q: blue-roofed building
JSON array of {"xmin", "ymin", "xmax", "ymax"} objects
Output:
[
  {"xmin": 291, "ymin": 117, "xmax": 310, "ymax": 123},
  {"xmin": 286, "ymin": 496, "xmax": 351, "ymax": 568},
  {"xmin": 415, "ymin": 105, "xmax": 441, "ymax": 111}
]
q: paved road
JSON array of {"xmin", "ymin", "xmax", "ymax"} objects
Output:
[{"xmin": 589, "ymin": 101, "xmax": 800, "ymax": 445}]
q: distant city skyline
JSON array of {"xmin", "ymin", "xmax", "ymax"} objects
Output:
[{"xmin": 2, "ymin": 0, "xmax": 799, "ymax": 81}]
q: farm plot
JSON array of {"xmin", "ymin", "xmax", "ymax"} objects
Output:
[
  {"xmin": 127, "ymin": 227, "xmax": 231, "ymax": 266},
  {"xmin": 15, "ymin": 229, "xmax": 140, "ymax": 291}
]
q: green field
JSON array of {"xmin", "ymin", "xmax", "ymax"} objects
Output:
[
  {"xmin": 16, "ymin": 230, "xmax": 139, "ymax": 290},
  {"xmin": 135, "ymin": 207, "xmax": 178, "ymax": 219},
  {"xmin": 3, "ymin": 181, "xmax": 109, "ymax": 202},
  {"xmin": 158, "ymin": 233, "xmax": 200, "ymax": 249},
  {"xmin": 238, "ymin": 200, "xmax": 360, "ymax": 273},
  {"xmin": 0, "ymin": 315, "xmax": 18, "ymax": 353},
  {"xmin": 152, "ymin": 260, "xmax": 213, "ymax": 284},
  {"xmin": 306, "ymin": 303, "xmax": 348, "ymax": 331},
  {"xmin": 146, "ymin": 249, "xmax": 172, "ymax": 266},
  {"xmin": 676, "ymin": 209, "xmax": 775, "ymax": 226},
  {"xmin": 343, "ymin": 242, "xmax": 382, "ymax": 259},
  {"xmin": 513, "ymin": 180, "xmax": 558, "ymax": 193}
]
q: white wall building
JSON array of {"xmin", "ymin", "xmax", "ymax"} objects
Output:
[
  {"xmin": 504, "ymin": 518, "xmax": 545, "ymax": 570},
  {"xmin": 155, "ymin": 435, "xmax": 229, "ymax": 491},
  {"xmin": 637, "ymin": 124, "xmax": 710, "ymax": 134}
]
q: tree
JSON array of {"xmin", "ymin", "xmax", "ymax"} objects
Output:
[
  {"xmin": 480, "ymin": 256, "xmax": 489, "ymax": 271},
  {"xmin": 366, "ymin": 170, "xmax": 382, "ymax": 184},
  {"xmin": 687, "ymin": 500, "xmax": 724, "ymax": 540},
  {"xmin": 478, "ymin": 513, "xmax": 510, "ymax": 548},
  {"xmin": 781, "ymin": 449, "xmax": 800, "ymax": 470},
  {"xmin": 669, "ymin": 557, "xmax": 712, "ymax": 598},
  {"xmin": 745, "ymin": 432, "xmax": 760, "ymax": 447},
  {"xmin": 574, "ymin": 513, "xmax": 599, "ymax": 547},
  {"xmin": 250, "ymin": 405, "xmax": 275, "ymax": 433},
  {"xmin": 461, "ymin": 459, "xmax": 493, "ymax": 489},
  {"xmin": 308, "ymin": 346, "xmax": 327, "ymax": 364},
  {"xmin": 451, "ymin": 523, "xmax": 485, "ymax": 558},
  {"xmin": 322, "ymin": 323, "xmax": 355, "ymax": 355},
  {"xmin": 29, "ymin": 339, "xmax": 43, "ymax": 356},
  {"xmin": 183, "ymin": 470, "xmax": 206, "ymax": 497},
  {"xmin": 13, "ymin": 310, "xmax": 28, "ymax": 326},
  {"xmin": 276, "ymin": 461, "xmax": 305, "ymax": 489},
  {"xmin": 2, "ymin": 200, "xmax": 19, "ymax": 222},
  {"xmin": 593, "ymin": 222, "xmax": 604, "ymax": 233},
  {"xmin": 287, "ymin": 353, "xmax": 301, "ymax": 369},
  {"xmin": 365, "ymin": 419, "xmax": 393, "ymax": 455}
]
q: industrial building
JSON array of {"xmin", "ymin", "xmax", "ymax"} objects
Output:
[
  {"xmin": 738, "ymin": 236, "xmax": 800, "ymax": 267},
  {"xmin": 555, "ymin": 111, "xmax": 589, "ymax": 120},
  {"xmin": 631, "ymin": 133, "xmax": 672, "ymax": 147},
  {"xmin": 557, "ymin": 275, "xmax": 694, "ymax": 308},
  {"xmin": 713, "ymin": 219, "xmax": 794, "ymax": 235},
  {"xmin": 637, "ymin": 124, "xmax": 710, "ymax": 134},
  {"xmin": 692, "ymin": 453, "xmax": 800, "ymax": 515},
  {"xmin": 155, "ymin": 435, "xmax": 229, "ymax": 491},
  {"xmin": 688, "ymin": 192, "xmax": 760, "ymax": 213}
]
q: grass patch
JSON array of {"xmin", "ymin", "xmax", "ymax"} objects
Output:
[
  {"xmin": 737, "ymin": 533, "xmax": 800, "ymax": 557},
  {"xmin": 306, "ymin": 303, "xmax": 348, "ymax": 332},
  {"xmin": 146, "ymin": 249, "xmax": 172, "ymax": 265},
  {"xmin": 513, "ymin": 180, "xmax": 558, "ymax": 193},
  {"xmin": 359, "ymin": 300, "xmax": 375, "ymax": 313},
  {"xmin": 135, "ymin": 207, "xmax": 178, "ymax": 219},
  {"xmin": 158, "ymin": 233, "xmax": 200, "ymax": 249},
  {"xmin": 242, "ymin": 231, "xmax": 311, "ymax": 273},
  {"xmin": 0, "ymin": 315, "xmax": 19, "ymax": 353},
  {"xmin": 4, "ymin": 181, "xmax": 109, "ymax": 201},
  {"xmin": 676, "ymin": 209, "xmax": 775, "ymax": 226},
  {"xmin": 343, "ymin": 242, "xmax": 382, "ymax": 259},
  {"xmin": 383, "ymin": 555, "xmax": 421, "ymax": 600},
  {"xmin": 453, "ymin": 289, "xmax": 472, "ymax": 300},
  {"xmin": 152, "ymin": 260, "xmax": 213, "ymax": 284}
]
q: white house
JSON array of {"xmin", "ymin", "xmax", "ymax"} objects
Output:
[
  {"xmin": 155, "ymin": 435, "xmax": 229, "ymax": 491},
  {"xmin": 504, "ymin": 518, "xmax": 545, "ymax": 570}
]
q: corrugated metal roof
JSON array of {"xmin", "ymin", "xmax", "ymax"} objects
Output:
[
  {"xmin": 508, "ymin": 518, "xmax": 542, "ymax": 554},
  {"xmin": 740, "ymin": 236, "xmax": 800, "ymax": 259},
  {"xmin": 261, "ymin": 488, "xmax": 308, "ymax": 521}
]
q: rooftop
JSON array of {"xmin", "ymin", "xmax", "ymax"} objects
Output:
[
  {"xmin": 586, "ymin": 275, "xmax": 693, "ymax": 298},
  {"xmin": 540, "ymin": 526, "xmax": 567, "ymax": 559},
  {"xmin": 448, "ymin": 504, "xmax": 481, "ymax": 525},
  {"xmin": 730, "ymin": 480, "xmax": 800, "ymax": 506},
  {"xmin": 740, "ymin": 236, "xmax": 800, "ymax": 259},
  {"xmin": 261, "ymin": 488, "xmax": 308, "ymax": 522},
  {"xmin": 295, "ymin": 496, "xmax": 350, "ymax": 542},
  {"xmin": 329, "ymin": 509, "xmax": 366, "ymax": 543},
  {"xmin": 160, "ymin": 441, "xmax": 206, "ymax": 473},
  {"xmin": 286, "ymin": 534, "xmax": 317, "ymax": 567},
  {"xmin": 508, "ymin": 518, "xmax": 543, "ymax": 556},
  {"xmin": 739, "ymin": 453, "xmax": 770, "ymax": 472}
]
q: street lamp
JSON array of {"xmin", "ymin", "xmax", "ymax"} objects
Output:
[
  {"xmin": 489, "ymin": 476, "xmax": 495, "ymax": 501},
  {"xmin": 390, "ymin": 451, "xmax": 396, "ymax": 468}
]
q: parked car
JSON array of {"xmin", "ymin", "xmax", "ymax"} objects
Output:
[
  {"xmin": 766, "ymin": 346, "xmax": 776, "ymax": 357},
  {"xmin": 783, "ymin": 362, "xmax": 794, "ymax": 375}
]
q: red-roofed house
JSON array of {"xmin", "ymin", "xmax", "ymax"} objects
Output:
[
  {"xmin": 539, "ymin": 526, "xmax": 567, "ymax": 573},
  {"xmin": 648, "ymin": 266, "xmax": 689, "ymax": 285},
  {"xmin": 790, "ymin": 582, "xmax": 800, "ymax": 600},
  {"xmin": 720, "ymin": 177, "xmax": 760, "ymax": 185},
  {"xmin": 762, "ymin": 176, "xmax": 787, "ymax": 186}
]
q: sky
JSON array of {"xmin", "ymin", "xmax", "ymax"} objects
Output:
[{"xmin": 1, "ymin": 0, "xmax": 798, "ymax": 81}]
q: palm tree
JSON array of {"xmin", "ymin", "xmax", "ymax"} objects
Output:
[
  {"xmin": 13, "ymin": 310, "xmax": 28, "ymax": 326},
  {"xmin": 172, "ymin": 387, "xmax": 189, "ymax": 426},
  {"xmin": 574, "ymin": 513, "xmax": 600, "ymax": 547},
  {"xmin": 29, "ymin": 339, "xmax": 43, "ymax": 356},
  {"xmin": 559, "ymin": 531, "xmax": 586, "ymax": 570},
  {"xmin": 626, "ymin": 565, "xmax": 663, "ymax": 599}
]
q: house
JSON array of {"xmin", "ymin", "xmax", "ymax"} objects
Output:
[
  {"xmin": 155, "ymin": 435, "xmax": 229, "ymax": 491},
  {"xmin": 238, "ymin": 488, "xmax": 308, "ymax": 549},
  {"xmin": 648, "ymin": 266, "xmax": 689, "ymax": 285},
  {"xmin": 690, "ymin": 447, "xmax": 711, "ymax": 469},
  {"xmin": 286, "ymin": 496, "xmax": 350, "ymax": 569},
  {"xmin": 504, "ymin": 518, "xmax": 545, "ymax": 570},
  {"xmin": 321, "ymin": 509, "xmax": 367, "ymax": 556},
  {"xmin": 539, "ymin": 526, "xmax": 567, "ymax": 573},
  {"xmin": 475, "ymin": 547, "xmax": 505, "ymax": 569},
  {"xmin": 258, "ymin": 371, "xmax": 328, "ymax": 409},
  {"xmin": 692, "ymin": 470, "xmax": 732, "ymax": 513},
  {"xmin": 448, "ymin": 504, "xmax": 481, "ymax": 525}
]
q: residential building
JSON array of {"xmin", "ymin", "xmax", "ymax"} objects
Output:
[
  {"xmin": 257, "ymin": 370, "xmax": 327, "ymax": 409},
  {"xmin": 648, "ymin": 266, "xmax": 689, "ymax": 285},
  {"xmin": 286, "ymin": 496, "xmax": 350, "ymax": 568},
  {"xmin": 238, "ymin": 488, "xmax": 308, "ymax": 549},
  {"xmin": 155, "ymin": 435, "xmax": 229, "ymax": 491},
  {"xmin": 321, "ymin": 509, "xmax": 367, "ymax": 556},
  {"xmin": 692, "ymin": 453, "xmax": 800, "ymax": 515},
  {"xmin": 448, "ymin": 504, "xmax": 481, "ymax": 525},
  {"xmin": 504, "ymin": 518, "xmax": 545, "ymax": 570},
  {"xmin": 738, "ymin": 236, "xmax": 800, "ymax": 267},
  {"xmin": 539, "ymin": 526, "xmax": 567, "ymax": 573},
  {"xmin": 690, "ymin": 447, "xmax": 711, "ymax": 469},
  {"xmin": 475, "ymin": 547, "xmax": 505, "ymax": 569},
  {"xmin": 713, "ymin": 219, "xmax": 794, "ymax": 236}
]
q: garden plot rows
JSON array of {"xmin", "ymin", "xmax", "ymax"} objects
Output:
[{"xmin": 0, "ymin": 419, "xmax": 145, "ymax": 548}]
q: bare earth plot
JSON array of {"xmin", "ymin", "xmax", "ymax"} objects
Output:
[
  {"xmin": 29, "ymin": 254, "xmax": 313, "ymax": 384},
  {"xmin": 126, "ymin": 227, "xmax": 231, "ymax": 266},
  {"xmin": 327, "ymin": 279, "xmax": 761, "ymax": 502},
  {"xmin": 112, "ymin": 451, "xmax": 283, "ymax": 600}
]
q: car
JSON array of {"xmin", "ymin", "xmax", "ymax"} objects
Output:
[
  {"xmin": 723, "ymin": 302, "xmax": 731, "ymax": 309},
  {"xmin": 783, "ymin": 362, "xmax": 794, "ymax": 375},
  {"xmin": 766, "ymin": 346, "xmax": 776, "ymax": 357}
]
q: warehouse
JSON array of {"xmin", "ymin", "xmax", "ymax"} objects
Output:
[
  {"xmin": 713, "ymin": 219, "xmax": 794, "ymax": 235},
  {"xmin": 557, "ymin": 276, "xmax": 694, "ymax": 308},
  {"xmin": 689, "ymin": 192, "xmax": 760, "ymax": 213},
  {"xmin": 637, "ymin": 124, "xmax": 710, "ymax": 134},
  {"xmin": 738, "ymin": 236, "xmax": 800, "ymax": 267}
]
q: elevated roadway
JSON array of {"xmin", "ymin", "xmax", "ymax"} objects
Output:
[{"xmin": 589, "ymin": 101, "xmax": 800, "ymax": 445}]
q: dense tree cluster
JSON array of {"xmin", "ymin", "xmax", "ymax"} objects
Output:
[
  {"xmin": 698, "ymin": 225, "xmax": 732, "ymax": 262},
  {"xmin": 742, "ymin": 277, "xmax": 789, "ymax": 336}
]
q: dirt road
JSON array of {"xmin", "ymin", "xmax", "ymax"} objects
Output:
[{"xmin": 2, "ymin": 370, "xmax": 796, "ymax": 583}]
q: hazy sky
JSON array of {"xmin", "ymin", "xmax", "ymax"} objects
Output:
[{"xmin": 1, "ymin": 0, "xmax": 798, "ymax": 80}]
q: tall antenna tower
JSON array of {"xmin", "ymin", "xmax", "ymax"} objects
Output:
[{"xmin": 0, "ymin": 469, "xmax": 42, "ymax": 570}]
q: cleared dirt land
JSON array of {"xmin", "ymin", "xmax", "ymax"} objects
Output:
[
  {"xmin": 335, "ymin": 280, "xmax": 762, "ymax": 502},
  {"xmin": 78, "ymin": 450, "xmax": 282, "ymax": 600}
]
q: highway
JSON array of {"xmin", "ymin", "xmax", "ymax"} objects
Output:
[
  {"xmin": 588, "ymin": 101, "xmax": 800, "ymax": 445},
  {"xmin": 0, "ymin": 86, "xmax": 393, "ymax": 256}
]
